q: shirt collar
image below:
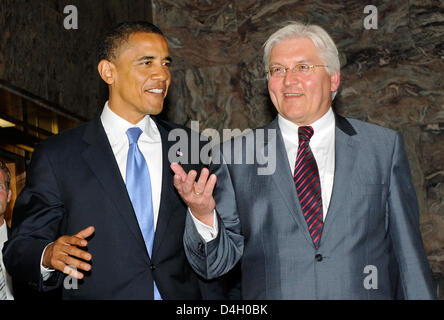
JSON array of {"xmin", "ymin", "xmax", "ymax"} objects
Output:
[
  {"xmin": 278, "ymin": 107, "xmax": 335, "ymax": 143},
  {"xmin": 100, "ymin": 101, "xmax": 160, "ymax": 145},
  {"xmin": 0, "ymin": 220, "xmax": 7, "ymax": 243}
]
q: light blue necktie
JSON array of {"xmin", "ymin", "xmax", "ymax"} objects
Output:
[{"xmin": 126, "ymin": 127, "xmax": 161, "ymax": 300}]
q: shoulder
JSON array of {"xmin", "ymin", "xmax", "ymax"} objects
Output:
[
  {"xmin": 153, "ymin": 117, "xmax": 190, "ymax": 133},
  {"xmin": 342, "ymin": 116, "xmax": 399, "ymax": 142},
  {"xmin": 340, "ymin": 116, "xmax": 404, "ymax": 157},
  {"xmin": 346, "ymin": 117, "xmax": 396, "ymax": 135},
  {"xmin": 33, "ymin": 120, "xmax": 93, "ymax": 158}
]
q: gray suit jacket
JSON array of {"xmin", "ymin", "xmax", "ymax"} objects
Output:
[{"xmin": 184, "ymin": 114, "xmax": 436, "ymax": 299}]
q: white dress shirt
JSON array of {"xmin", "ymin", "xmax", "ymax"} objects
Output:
[
  {"xmin": 279, "ymin": 107, "xmax": 336, "ymax": 219},
  {"xmin": 0, "ymin": 221, "xmax": 14, "ymax": 300}
]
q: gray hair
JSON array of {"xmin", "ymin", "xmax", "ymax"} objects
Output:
[
  {"xmin": 263, "ymin": 21, "xmax": 340, "ymax": 76},
  {"xmin": 0, "ymin": 160, "xmax": 10, "ymax": 190}
]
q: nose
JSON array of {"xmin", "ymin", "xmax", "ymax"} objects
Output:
[
  {"xmin": 151, "ymin": 64, "xmax": 170, "ymax": 81},
  {"xmin": 283, "ymin": 68, "xmax": 301, "ymax": 86}
]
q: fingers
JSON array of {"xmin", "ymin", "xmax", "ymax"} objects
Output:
[
  {"xmin": 170, "ymin": 162, "xmax": 187, "ymax": 181},
  {"xmin": 172, "ymin": 166, "xmax": 214, "ymax": 197},
  {"xmin": 63, "ymin": 265, "xmax": 86, "ymax": 280},
  {"xmin": 194, "ymin": 168, "xmax": 209, "ymax": 194},
  {"xmin": 63, "ymin": 242, "xmax": 92, "ymax": 261},
  {"xmin": 44, "ymin": 227, "xmax": 95, "ymax": 280},
  {"xmin": 171, "ymin": 166, "xmax": 217, "ymax": 224},
  {"xmin": 53, "ymin": 249, "xmax": 91, "ymax": 280},
  {"xmin": 203, "ymin": 174, "xmax": 217, "ymax": 197},
  {"xmin": 172, "ymin": 164, "xmax": 197, "ymax": 195},
  {"xmin": 75, "ymin": 226, "xmax": 95, "ymax": 239},
  {"xmin": 183, "ymin": 170, "xmax": 198, "ymax": 194},
  {"xmin": 172, "ymin": 162, "xmax": 194, "ymax": 195}
]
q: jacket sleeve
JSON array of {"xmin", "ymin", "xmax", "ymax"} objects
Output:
[
  {"xmin": 388, "ymin": 132, "xmax": 436, "ymax": 299},
  {"xmin": 183, "ymin": 145, "xmax": 244, "ymax": 279},
  {"xmin": 3, "ymin": 144, "xmax": 65, "ymax": 291}
]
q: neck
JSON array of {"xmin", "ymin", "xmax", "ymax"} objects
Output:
[
  {"xmin": 0, "ymin": 216, "xmax": 4, "ymax": 227},
  {"xmin": 108, "ymin": 98, "xmax": 145, "ymax": 124}
]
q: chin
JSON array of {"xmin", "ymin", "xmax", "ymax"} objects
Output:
[{"xmin": 147, "ymin": 105, "xmax": 163, "ymax": 116}]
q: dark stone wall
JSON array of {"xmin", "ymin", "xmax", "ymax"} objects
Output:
[{"xmin": 0, "ymin": 0, "xmax": 152, "ymax": 119}]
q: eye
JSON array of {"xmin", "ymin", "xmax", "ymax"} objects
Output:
[
  {"xmin": 297, "ymin": 64, "xmax": 311, "ymax": 72},
  {"xmin": 270, "ymin": 66, "xmax": 286, "ymax": 76},
  {"xmin": 162, "ymin": 61, "xmax": 171, "ymax": 67},
  {"xmin": 142, "ymin": 60, "xmax": 152, "ymax": 66}
]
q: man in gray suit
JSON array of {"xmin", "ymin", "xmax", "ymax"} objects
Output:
[{"xmin": 171, "ymin": 21, "xmax": 436, "ymax": 299}]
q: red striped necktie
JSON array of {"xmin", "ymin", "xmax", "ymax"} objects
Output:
[{"xmin": 293, "ymin": 126, "xmax": 324, "ymax": 249}]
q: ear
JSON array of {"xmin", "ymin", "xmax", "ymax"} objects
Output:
[
  {"xmin": 98, "ymin": 59, "xmax": 115, "ymax": 85},
  {"xmin": 6, "ymin": 189, "xmax": 11, "ymax": 203},
  {"xmin": 330, "ymin": 71, "xmax": 340, "ymax": 93}
]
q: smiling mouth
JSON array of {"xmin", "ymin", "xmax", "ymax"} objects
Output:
[
  {"xmin": 145, "ymin": 88, "xmax": 165, "ymax": 94},
  {"xmin": 284, "ymin": 93, "xmax": 304, "ymax": 97}
]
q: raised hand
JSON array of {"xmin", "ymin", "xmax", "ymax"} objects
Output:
[{"xmin": 171, "ymin": 163, "xmax": 216, "ymax": 226}]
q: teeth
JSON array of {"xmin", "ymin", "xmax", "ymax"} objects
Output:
[
  {"xmin": 147, "ymin": 88, "xmax": 164, "ymax": 94},
  {"xmin": 285, "ymin": 93, "xmax": 303, "ymax": 96}
]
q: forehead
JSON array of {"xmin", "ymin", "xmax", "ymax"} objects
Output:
[
  {"xmin": 116, "ymin": 32, "xmax": 170, "ymax": 60},
  {"xmin": 270, "ymin": 37, "xmax": 321, "ymax": 63}
]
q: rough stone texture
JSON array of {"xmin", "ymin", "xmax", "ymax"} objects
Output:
[
  {"xmin": 153, "ymin": 0, "xmax": 444, "ymax": 298},
  {"xmin": 0, "ymin": 0, "xmax": 152, "ymax": 119}
]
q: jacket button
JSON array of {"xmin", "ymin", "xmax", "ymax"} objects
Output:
[
  {"xmin": 315, "ymin": 254, "xmax": 323, "ymax": 262},
  {"xmin": 149, "ymin": 264, "xmax": 156, "ymax": 271},
  {"xmin": 198, "ymin": 242, "xmax": 205, "ymax": 254}
]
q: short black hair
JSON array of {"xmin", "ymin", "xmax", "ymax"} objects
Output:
[
  {"xmin": 0, "ymin": 160, "xmax": 11, "ymax": 190},
  {"xmin": 97, "ymin": 21, "xmax": 164, "ymax": 62}
]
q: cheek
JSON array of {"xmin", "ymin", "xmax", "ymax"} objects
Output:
[
  {"xmin": 303, "ymin": 79, "xmax": 324, "ymax": 103},
  {"xmin": 268, "ymin": 81, "xmax": 281, "ymax": 101},
  {"xmin": 165, "ymin": 78, "xmax": 172, "ymax": 92},
  {"xmin": 303, "ymin": 78, "xmax": 316, "ymax": 92}
]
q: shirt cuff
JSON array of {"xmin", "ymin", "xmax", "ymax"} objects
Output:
[
  {"xmin": 188, "ymin": 208, "xmax": 218, "ymax": 242},
  {"xmin": 40, "ymin": 243, "xmax": 55, "ymax": 281}
]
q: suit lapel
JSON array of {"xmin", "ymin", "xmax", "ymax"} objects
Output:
[
  {"xmin": 150, "ymin": 119, "xmax": 178, "ymax": 257},
  {"xmin": 261, "ymin": 118, "xmax": 314, "ymax": 246},
  {"xmin": 320, "ymin": 115, "xmax": 358, "ymax": 244},
  {"xmin": 81, "ymin": 117, "xmax": 149, "ymax": 257}
]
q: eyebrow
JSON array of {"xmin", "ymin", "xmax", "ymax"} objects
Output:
[
  {"xmin": 269, "ymin": 60, "xmax": 312, "ymax": 66},
  {"xmin": 136, "ymin": 56, "xmax": 173, "ymax": 62}
]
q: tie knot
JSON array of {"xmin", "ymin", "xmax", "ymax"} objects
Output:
[
  {"xmin": 126, "ymin": 127, "xmax": 143, "ymax": 145},
  {"xmin": 298, "ymin": 126, "xmax": 314, "ymax": 142}
]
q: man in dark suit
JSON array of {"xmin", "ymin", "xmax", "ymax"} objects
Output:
[
  {"xmin": 3, "ymin": 21, "xmax": 227, "ymax": 299},
  {"xmin": 172, "ymin": 21, "xmax": 436, "ymax": 299}
]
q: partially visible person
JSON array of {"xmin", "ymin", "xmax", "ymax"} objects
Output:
[{"xmin": 0, "ymin": 160, "xmax": 13, "ymax": 300}]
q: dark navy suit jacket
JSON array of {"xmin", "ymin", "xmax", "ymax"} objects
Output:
[{"xmin": 3, "ymin": 115, "xmax": 228, "ymax": 299}]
